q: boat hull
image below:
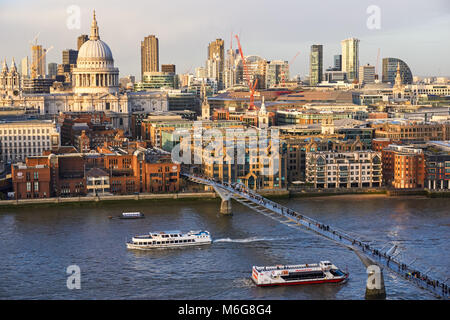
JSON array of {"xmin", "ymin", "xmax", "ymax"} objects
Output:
[
  {"xmin": 126, "ymin": 240, "xmax": 212, "ymax": 250},
  {"xmin": 119, "ymin": 216, "xmax": 145, "ymax": 219},
  {"xmin": 254, "ymin": 275, "xmax": 348, "ymax": 287}
]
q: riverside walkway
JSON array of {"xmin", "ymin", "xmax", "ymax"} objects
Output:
[{"xmin": 185, "ymin": 173, "xmax": 449, "ymax": 300}]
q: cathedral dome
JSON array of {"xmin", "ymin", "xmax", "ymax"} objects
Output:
[
  {"xmin": 78, "ymin": 39, "xmax": 113, "ymax": 62},
  {"xmin": 76, "ymin": 10, "xmax": 114, "ymax": 69},
  {"xmin": 72, "ymin": 10, "xmax": 119, "ymax": 94}
]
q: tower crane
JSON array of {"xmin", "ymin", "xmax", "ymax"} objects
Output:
[
  {"xmin": 234, "ymin": 34, "xmax": 258, "ymax": 110},
  {"xmin": 280, "ymin": 51, "xmax": 301, "ymax": 88}
]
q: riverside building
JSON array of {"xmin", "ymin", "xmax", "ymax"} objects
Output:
[
  {"xmin": 305, "ymin": 150, "xmax": 382, "ymax": 188},
  {"xmin": 11, "ymin": 145, "xmax": 180, "ymax": 199},
  {"xmin": 0, "ymin": 120, "xmax": 60, "ymax": 163},
  {"xmin": 381, "ymin": 144, "xmax": 425, "ymax": 189}
]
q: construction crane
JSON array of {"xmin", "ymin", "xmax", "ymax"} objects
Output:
[
  {"xmin": 279, "ymin": 51, "xmax": 301, "ymax": 88},
  {"xmin": 29, "ymin": 32, "xmax": 40, "ymax": 47},
  {"xmin": 30, "ymin": 45, "xmax": 53, "ymax": 79},
  {"xmin": 234, "ymin": 34, "xmax": 258, "ymax": 110}
]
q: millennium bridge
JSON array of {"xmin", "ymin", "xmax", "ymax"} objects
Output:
[{"xmin": 183, "ymin": 172, "xmax": 449, "ymax": 300}]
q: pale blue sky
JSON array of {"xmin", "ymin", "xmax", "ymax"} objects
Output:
[{"xmin": 0, "ymin": 0, "xmax": 449, "ymax": 78}]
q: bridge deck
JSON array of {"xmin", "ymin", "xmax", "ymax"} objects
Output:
[{"xmin": 185, "ymin": 173, "xmax": 449, "ymax": 299}]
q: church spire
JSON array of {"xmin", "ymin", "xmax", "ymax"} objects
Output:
[
  {"xmin": 10, "ymin": 58, "xmax": 17, "ymax": 72},
  {"xmin": 1, "ymin": 58, "xmax": 8, "ymax": 73},
  {"xmin": 259, "ymin": 96, "xmax": 266, "ymax": 115},
  {"xmin": 90, "ymin": 10, "xmax": 100, "ymax": 40},
  {"xmin": 394, "ymin": 62, "xmax": 403, "ymax": 87}
]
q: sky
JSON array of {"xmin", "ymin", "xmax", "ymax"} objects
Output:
[{"xmin": 0, "ymin": 0, "xmax": 449, "ymax": 79}]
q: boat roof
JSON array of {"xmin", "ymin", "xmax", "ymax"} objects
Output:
[
  {"xmin": 253, "ymin": 263, "xmax": 323, "ymax": 271},
  {"xmin": 150, "ymin": 230, "xmax": 182, "ymax": 235}
]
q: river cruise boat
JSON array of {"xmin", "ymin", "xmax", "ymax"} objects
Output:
[
  {"xmin": 252, "ymin": 261, "xmax": 348, "ymax": 287},
  {"xmin": 126, "ymin": 230, "xmax": 212, "ymax": 250},
  {"xmin": 120, "ymin": 212, "xmax": 145, "ymax": 219}
]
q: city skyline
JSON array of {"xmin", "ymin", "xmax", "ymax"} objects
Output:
[{"xmin": 0, "ymin": 0, "xmax": 449, "ymax": 79}]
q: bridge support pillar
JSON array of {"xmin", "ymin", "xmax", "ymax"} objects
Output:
[
  {"xmin": 220, "ymin": 199, "xmax": 232, "ymax": 215},
  {"xmin": 354, "ymin": 249, "xmax": 386, "ymax": 300},
  {"xmin": 365, "ymin": 267, "xmax": 386, "ymax": 300}
]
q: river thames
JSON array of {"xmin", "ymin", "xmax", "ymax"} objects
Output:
[{"xmin": 0, "ymin": 195, "xmax": 448, "ymax": 300}]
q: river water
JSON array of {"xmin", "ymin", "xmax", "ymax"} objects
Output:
[{"xmin": 0, "ymin": 195, "xmax": 448, "ymax": 300}]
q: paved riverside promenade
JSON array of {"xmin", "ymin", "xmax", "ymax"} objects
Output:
[
  {"xmin": 0, "ymin": 192, "xmax": 217, "ymax": 207},
  {"xmin": 185, "ymin": 174, "xmax": 449, "ymax": 300}
]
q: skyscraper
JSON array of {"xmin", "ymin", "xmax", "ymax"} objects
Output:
[
  {"xmin": 141, "ymin": 35, "xmax": 159, "ymax": 80},
  {"xmin": 20, "ymin": 56, "xmax": 29, "ymax": 78},
  {"xmin": 77, "ymin": 34, "xmax": 89, "ymax": 50},
  {"xmin": 224, "ymin": 48, "xmax": 238, "ymax": 89},
  {"xmin": 266, "ymin": 60, "xmax": 289, "ymax": 88},
  {"xmin": 341, "ymin": 38, "xmax": 360, "ymax": 81},
  {"xmin": 334, "ymin": 54, "xmax": 342, "ymax": 71},
  {"xmin": 206, "ymin": 39, "xmax": 224, "ymax": 89},
  {"xmin": 382, "ymin": 58, "xmax": 413, "ymax": 85},
  {"xmin": 309, "ymin": 45, "xmax": 323, "ymax": 86},
  {"xmin": 31, "ymin": 45, "xmax": 46, "ymax": 78},
  {"xmin": 63, "ymin": 49, "xmax": 78, "ymax": 65}
]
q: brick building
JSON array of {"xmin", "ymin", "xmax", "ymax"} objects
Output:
[
  {"xmin": 11, "ymin": 146, "xmax": 180, "ymax": 199},
  {"xmin": 11, "ymin": 157, "xmax": 52, "ymax": 199},
  {"xmin": 382, "ymin": 145, "xmax": 425, "ymax": 189}
]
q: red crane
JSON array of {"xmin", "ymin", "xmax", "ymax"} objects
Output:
[
  {"xmin": 280, "ymin": 51, "xmax": 301, "ymax": 87},
  {"xmin": 235, "ymin": 34, "xmax": 258, "ymax": 110}
]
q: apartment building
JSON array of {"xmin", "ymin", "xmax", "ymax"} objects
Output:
[{"xmin": 306, "ymin": 151, "xmax": 382, "ymax": 188}]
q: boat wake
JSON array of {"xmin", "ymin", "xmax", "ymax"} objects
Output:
[{"xmin": 213, "ymin": 236, "xmax": 290, "ymax": 243}]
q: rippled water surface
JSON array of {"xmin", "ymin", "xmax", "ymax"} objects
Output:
[{"xmin": 0, "ymin": 196, "xmax": 448, "ymax": 300}]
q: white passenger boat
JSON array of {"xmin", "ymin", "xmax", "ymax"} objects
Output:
[
  {"xmin": 120, "ymin": 212, "xmax": 145, "ymax": 219},
  {"xmin": 126, "ymin": 230, "xmax": 212, "ymax": 250},
  {"xmin": 252, "ymin": 261, "xmax": 348, "ymax": 287}
]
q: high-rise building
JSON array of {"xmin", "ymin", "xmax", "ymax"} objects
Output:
[
  {"xmin": 309, "ymin": 45, "xmax": 323, "ymax": 86},
  {"xmin": 20, "ymin": 56, "xmax": 29, "ymax": 78},
  {"xmin": 31, "ymin": 45, "xmax": 46, "ymax": 78},
  {"xmin": 341, "ymin": 38, "xmax": 359, "ymax": 81},
  {"xmin": 161, "ymin": 64, "xmax": 176, "ymax": 73},
  {"xmin": 334, "ymin": 54, "xmax": 342, "ymax": 71},
  {"xmin": 48, "ymin": 62, "xmax": 57, "ymax": 78},
  {"xmin": 359, "ymin": 64, "xmax": 375, "ymax": 85},
  {"xmin": 62, "ymin": 49, "xmax": 78, "ymax": 65},
  {"xmin": 266, "ymin": 60, "xmax": 289, "ymax": 88},
  {"xmin": 206, "ymin": 39, "xmax": 224, "ymax": 89},
  {"xmin": 224, "ymin": 48, "xmax": 238, "ymax": 89},
  {"xmin": 141, "ymin": 35, "xmax": 159, "ymax": 79},
  {"xmin": 77, "ymin": 34, "xmax": 89, "ymax": 50},
  {"xmin": 382, "ymin": 58, "xmax": 413, "ymax": 85}
]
